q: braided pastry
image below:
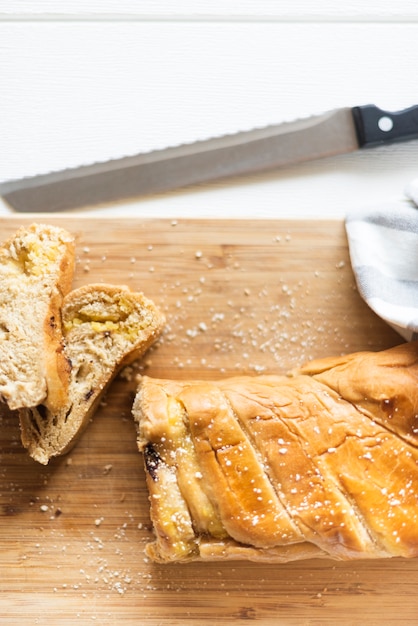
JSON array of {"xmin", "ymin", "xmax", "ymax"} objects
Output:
[{"xmin": 133, "ymin": 342, "xmax": 418, "ymax": 563}]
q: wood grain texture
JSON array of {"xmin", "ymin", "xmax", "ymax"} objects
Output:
[{"xmin": 1, "ymin": 216, "xmax": 414, "ymax": 625}]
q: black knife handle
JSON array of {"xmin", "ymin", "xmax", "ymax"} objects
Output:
[{"xmin": 352, "ymin": 104, "xmax": 418, "ymax": 147}]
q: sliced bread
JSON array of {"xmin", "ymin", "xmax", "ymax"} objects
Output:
[
  {"xmin": 19, "ymin": 283, "xmax": 165, "ymax": 464},
  {"xmin": 0, "ymin": 223, "xmax": 75, "ymax": 411}
]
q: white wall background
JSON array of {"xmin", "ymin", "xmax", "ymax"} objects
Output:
[{"xmin": 1, "ymin": 1, "xmax": 417, "ymax": 217}]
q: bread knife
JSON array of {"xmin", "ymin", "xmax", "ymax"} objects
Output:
[{"xmin": 1, "ymin": 104, "xmax": 418, "ymax": 212}]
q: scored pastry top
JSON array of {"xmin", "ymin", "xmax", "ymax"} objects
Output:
[{"xmin": 134, "ymin": 341, "xmax": 418, "ymax": 563}]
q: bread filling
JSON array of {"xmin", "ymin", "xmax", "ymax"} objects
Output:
[{"xmin": 18, "ymin": 283, "xmax": 165, "ymax": 464}]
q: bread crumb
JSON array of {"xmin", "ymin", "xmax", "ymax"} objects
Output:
[{"xmin": 119, "ymin": 366, "xmax": 134, "ymax": 381}]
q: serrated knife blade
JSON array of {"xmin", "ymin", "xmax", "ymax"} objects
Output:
[{"xmin": 1, "ymin": 104, "xmax": 418, "ymax": 212}]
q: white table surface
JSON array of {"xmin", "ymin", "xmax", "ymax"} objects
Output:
[{"xmin": 1, "ymin": 1, "xmax": 418, "ymax": 219}]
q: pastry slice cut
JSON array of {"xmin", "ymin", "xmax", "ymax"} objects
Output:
[
  {"xmin": 133, "ymin": 342, "xmax": 418, "ymax": 563},
  {"xmin": 19, "ymin": 283, "xmax": 165, "ymax": 464},
  {"xmin": 0, "ymin": 223, "xmax": 75, "ymax": 411}
]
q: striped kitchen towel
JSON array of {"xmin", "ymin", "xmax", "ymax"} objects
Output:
[{"xmin": 345, "ymin": 192, "xmax": 418, "ymax": 342}]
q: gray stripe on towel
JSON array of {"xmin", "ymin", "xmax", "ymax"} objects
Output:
[
  {"xmin": 354, "ymin": 265, "xmax": 418, "ymax": 307},
  {"xmin": 346, "ymin": 206, "xmax": 418, "ymax": 235}
]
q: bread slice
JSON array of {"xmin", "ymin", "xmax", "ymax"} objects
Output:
[
  {"xmin": 0, "ymin": 223, "xmax": 75, "ymax": 411},
  {"xmin": 19, "ymin": 283, "xmax": 165, "ymax": 464}
]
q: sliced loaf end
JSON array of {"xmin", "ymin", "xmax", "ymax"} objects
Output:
[
  {"xmin": 19, "ymin": 283, "xmax": 165, "ymax": 464},
  {"xmin": 0, "ymin": 223, "xmax": 75, "ymax": 411}
]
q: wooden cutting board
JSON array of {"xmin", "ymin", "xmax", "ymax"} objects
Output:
[{"xmin": 0, "ymin": 216, "xmax": 413, "ymax": 625}]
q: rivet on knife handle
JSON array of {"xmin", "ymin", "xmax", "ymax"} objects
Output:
[{"xmin": 352, "ymin": 104, "xmax": 418, "ymax": 147}]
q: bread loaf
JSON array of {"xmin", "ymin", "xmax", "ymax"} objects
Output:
[
  {"xmin": 20, "ymin": 283, "xmax": 165, "ymax": 464},
  {"xmin": 0, "ymin": 224, "xmax": 75, "ymax": 411},
  {"xmin": 133, "ymin": 341, "xmax": 418, "ymax": 563}
]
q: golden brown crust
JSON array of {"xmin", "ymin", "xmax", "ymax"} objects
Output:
[
  {"xmin": 293, "ymin": 342, "xmax": 418, "ymax": 445},
  {"xmin": 41, "ymin": 231, "xmax": 75, "ymax": 412},
  {"xmin": 133, "ymin": 341, "xmax": 418, "ymax": 563}
]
